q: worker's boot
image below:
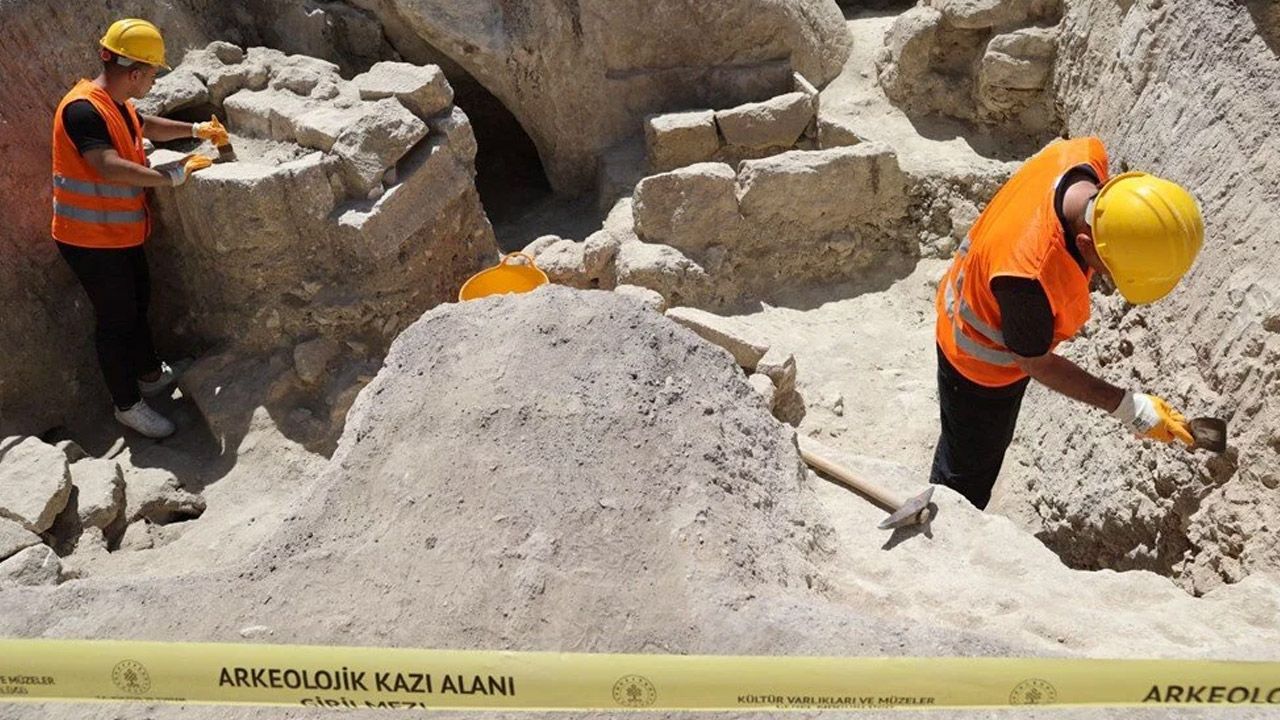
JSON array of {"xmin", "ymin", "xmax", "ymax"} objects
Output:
[
  {"xmin": 114, "ymin": 400, "xmax": 176, "ymax": 439},
  {"xmin": 138, "ymin": 361, "xmax": 179, "ymax": 397}
]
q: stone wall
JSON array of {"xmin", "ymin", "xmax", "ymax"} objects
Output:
[
  {"xmin": 644, "ymin": 73, "xmax": 835, "ymax": 174},
  {"xmin": 612, "ymin": 143, "xmax": 915, "ymax": 309},
  {"xmin": 348, "ymin": 0, "xmax": 853, "ymax": 192},
  {"xmin": 875, "ymin": 0, "xmax": 1063, "ymax": 139},
  {"xmin": 144, "ymin": 45, "xmax": 495, "ymax": 354}
]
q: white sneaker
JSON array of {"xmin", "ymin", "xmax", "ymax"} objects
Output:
[
  {"xmin": 114, "ymin": 400, "xmax": 176, "ymax": 439},
  {"xmin": 138, "ymin": 361, "xmax": 179, "ymax": 397}
]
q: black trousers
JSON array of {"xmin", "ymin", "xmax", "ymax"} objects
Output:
[
  {"xmin": 929, "ymin": 345, "xmax": 1029, "ymax": 510},
  {"xmin": 57, "ymin": 242, "xmax": 160, "ymax": 410}
]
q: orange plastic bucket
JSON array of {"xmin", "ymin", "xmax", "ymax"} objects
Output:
[{"xmin": 458, "ymin": 252, "xmax": 549, "ymax": 302}]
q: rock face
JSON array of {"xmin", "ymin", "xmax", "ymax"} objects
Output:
[
  {"xmin": 352, "ymin": 0, "xmax": 853, "ymax": 191},
  {"xmin": 875, "ymin": 0, "xmax": 1062, "ymax": 138},
  {"xmin": 994, "ymin": 1, "xmax": 1280, "ymax": 595},
  {"xmin": 144, "ymin": 45, "xmax": 497, "ymax": 364}
]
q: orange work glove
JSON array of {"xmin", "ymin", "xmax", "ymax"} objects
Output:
[
  {"xmin": 165, "ymin": 154, "xmax": 213, "ymax": 186},
  {"xmin": 1110, "ymin": 391, "xmax": 1194, "ymax": 446},
  {"xmin": 191, "ymin": 116, "xmax": 229, "ymax": 146}
]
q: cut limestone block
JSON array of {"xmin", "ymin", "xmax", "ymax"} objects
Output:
[
  {"xmin": 714, "ymin": 92, "xmax": 814, "ymax": 150},
  {"xmin": 331, "ymin": 98, "xmax": 429, "ymax": 196},
  {"xmin": 0, "ymin": 518, "xmax": 41, "ymax": 563},
  {"xmin": 135, "ymin": 68, "xmax": 210, "ymax": 116},
  {"xmin": 353, "ymin": 62, "xmax": 454, "ymax": 119},
  {"xmin": 123, "ymin": 467, "xmax": 206, "ymax": 525},
  {"xmin": 223, "ymin": 88, "xmax": 310, "ymax": 142},
  {"xmin": 645, "ymin": 110, "xmax": 720, "ymax": 173},
  {"xmin": 735, "ymin": 143, "xmax": 908, "ymax": 234},
  {"xmin": 633, "ymin": 163, "xmax": 743, "ymax": 256},
  {"xmin": 818, "ymin": 114, "xmax": 866, "ymax": 149},
  {"xmin": 980, "ymin": 26, "xmax": 1058, "ymax": 91},
  {"xmin": 292, "ymin": 103, "xmax": 366, "ymax": 152},
  {"xmin": 427, "ymin": 107, "xmax": 479, "ymax": 164},
  {"xmin": 583, "ymin": 230, "xmax": 622, "ymax": 285},
  {"xmin": 614, "ymin": 284, "xmax": 667, "ymax": 313},
  {"xmin": 615, "ymin": 242, "xmax": 710, "ymax": 308},
  {"xmin": 0, "ymin": 437, "xmax": 72, "ymax": 534},
  {"xmin": 665, "ymin": 307, "xmax": 770, "ymax": 370},
  {"xmin": 538, "ymin": 240, "xmax": 591, "ymax": 289},
  {"xmin": 522, "ymin": 235, "xmax": 563, "ymax": 259},
  {"xmin": 757, "ymin": 348, "xmax": 798, "ymax": 397},
  {"xmin": 933, "ymin": 0, "xmax": 1037, "ymax": 30},
  {"xmin": 119, "ymin": 521, "xmax": 155, "ymax": 551},
  {"xmin": 0, "ymin": 544, "xmax": 62, "ymax": 588},
  {"xmin": 748, "ymin": 373, "xmax": 778, "ymax": 410},
  {"xmin": 70, "ymin": 458, "xmax": 125, "ymax": 531}
]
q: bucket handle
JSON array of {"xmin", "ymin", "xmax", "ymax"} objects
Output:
[{"xmin": 501, "ymin": 252, "xmax": 537, "ymax": 267}]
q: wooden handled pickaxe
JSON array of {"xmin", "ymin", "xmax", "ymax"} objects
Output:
[{"xmin": 797, "ymin": 435, "xmax": 934, "ymax": 530}]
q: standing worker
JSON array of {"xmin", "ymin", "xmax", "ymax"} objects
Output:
[
  {"xmin": 52, "ymin": 19, "xmax": 227, "ymax": 438},
  {"xmin": 931, "ymin": 136, "xmax": 1205, "ymax": 509}
]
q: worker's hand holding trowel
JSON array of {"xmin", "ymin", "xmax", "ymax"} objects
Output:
[{"xmin": 1111, "ymin": 391, "xmax": 1227, "ymax": 452}]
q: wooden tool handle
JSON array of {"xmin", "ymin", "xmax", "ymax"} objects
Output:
[{"xmin": 797, "ymin": 435, "xmax": 903, "ymax": 509}]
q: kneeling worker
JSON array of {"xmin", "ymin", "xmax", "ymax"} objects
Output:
[
  {"xmin": 52, "ymin": 19, "xmax": 226, "ymax": 438},
  {"xmin": 931, "ymin": 136, "xmax": 1205, "ymax": 508}
]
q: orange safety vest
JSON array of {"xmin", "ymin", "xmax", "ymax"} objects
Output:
[
  {"xmin": 51, "ymin": 79, "xmax": 150, "ymax": 248},
  {"xmin": 935, "ymin": 137, "xmax": 1110, "ymax": 387}
]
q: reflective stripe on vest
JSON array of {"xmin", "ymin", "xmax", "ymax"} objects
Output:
[
  {"xmin": 53, "ymin": 174, "xmax": 145, "ymax": 199},
  {"xmin": 53, "ymin": 200, "xmax": 147, "ymax": 225},
  {"xmin": 944, "ymin": 237, "xmax": 1018, "ymax": 367}
]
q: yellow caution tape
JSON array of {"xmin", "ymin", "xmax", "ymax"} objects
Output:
[{"xmin": 2, "ymin": 639, "xmax": 1278, "ymax": 711}]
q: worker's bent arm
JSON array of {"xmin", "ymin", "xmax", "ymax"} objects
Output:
[
  {"xmin": 140, "ymin": 114, "xmax": 194, "ymax": 143},
  {"xmin": 1015, "ymin": 351, "xmax": 1126, "ymax": 413},
  {"xmin": 83, "ymin": 147, "xmax": 172, "ymax": 188}
]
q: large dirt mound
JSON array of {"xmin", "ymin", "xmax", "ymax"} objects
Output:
[{"xmin": 1, "ymin": 287, "xmax": 1008, "ymax": 719}]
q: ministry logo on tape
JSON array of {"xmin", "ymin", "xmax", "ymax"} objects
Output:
[
  {"xmin": 111, "ymin": 660, "xmax": 151, "ymax": 695},
  {"xmin": 612, "ymin": 675, "xmax": 657, "ymax": 707},
  {"xmin": 1010, "ymin": 678, "xmax": 1057, "ymax": 705}
]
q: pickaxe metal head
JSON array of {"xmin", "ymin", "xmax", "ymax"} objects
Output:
[{"xmin": 878, "ymin": 486, "xmax": 934, "ymax": 530}]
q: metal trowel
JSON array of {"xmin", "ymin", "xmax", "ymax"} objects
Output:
[{"xmin": 1189, "ymin": 417, "xmax": 1228, "ymax": 453}]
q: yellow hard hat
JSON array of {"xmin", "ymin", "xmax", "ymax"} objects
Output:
[
  {"xmin": 100, "ymin": 19, "xmax": 169, "ymax": 70},
  {"xmin": 1088, "ymin": 171, "xmax": 1204, "ymax": 305}
]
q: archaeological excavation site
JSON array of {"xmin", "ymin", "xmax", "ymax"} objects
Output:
[{"xmin": 1, "ymin": 0, "xmax": 1279, "ymax": 716}]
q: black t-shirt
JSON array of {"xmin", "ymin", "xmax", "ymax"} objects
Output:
[
  {"xmin": 989, "ymin": 165, "xmax": 1098, "ymax": 357},
  {"xmin": 62, "ymin": 99, "xmax": 140, "ymax": 156}
]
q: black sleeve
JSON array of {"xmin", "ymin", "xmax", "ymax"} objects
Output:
[
  {"xmin": 990, "ymin": 276, "xmax": 1054, "ymax": 357},
  {"xmin": 62, "ymin": 100, "xmax": 114, "ymax": 155}
]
